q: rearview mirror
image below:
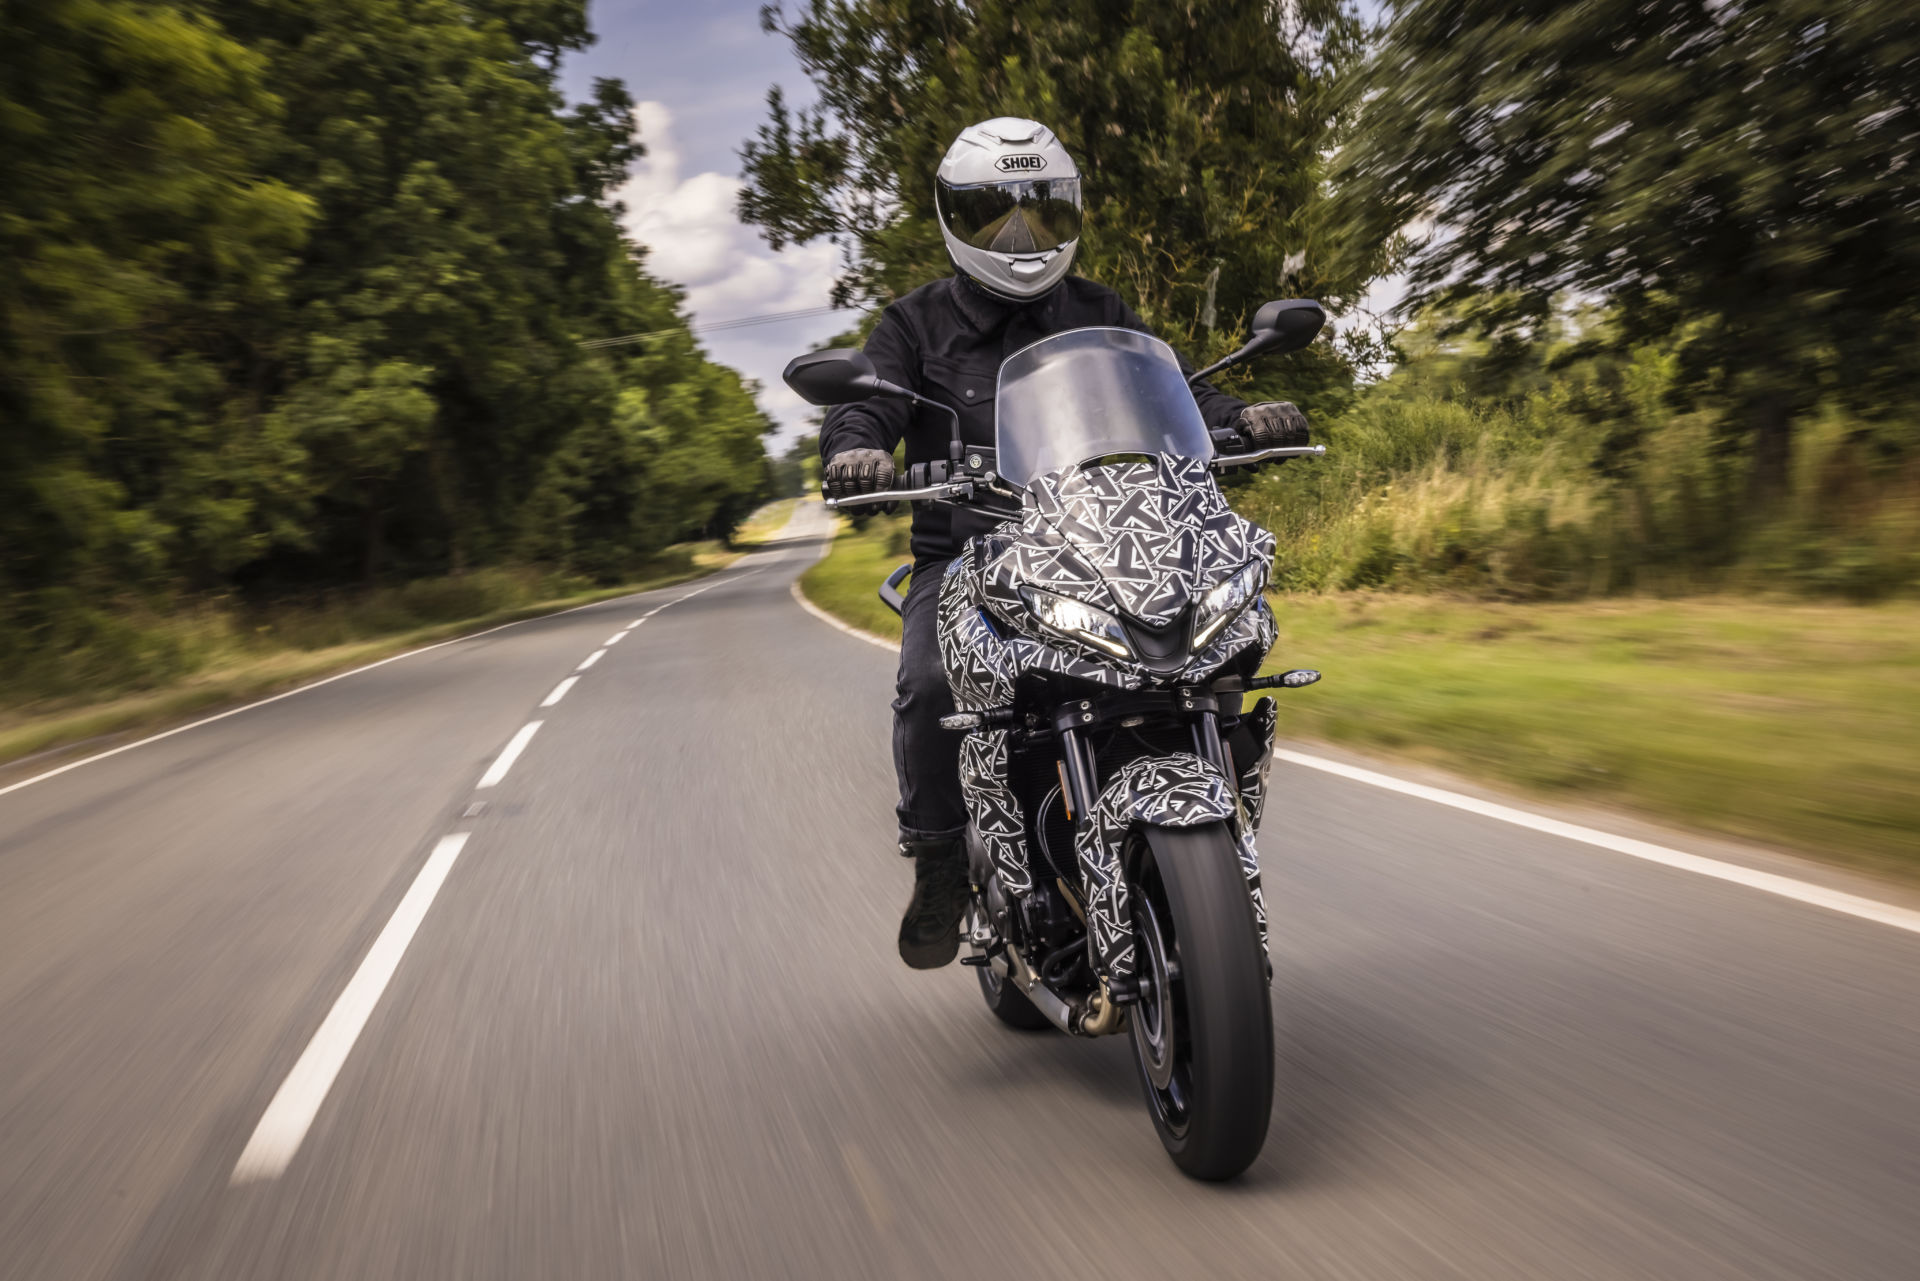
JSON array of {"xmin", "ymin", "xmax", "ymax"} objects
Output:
[
  {"xmin": 783, "ymin": 348, "xmax": 909, "ymax": 407},
  {"xmin": 1186, "ymin": 298, "xmax": 1327, "ymax": 386},
  {"xmin": 1247, "ymin": 298, "xmax": 1326, "ymax": 355}
]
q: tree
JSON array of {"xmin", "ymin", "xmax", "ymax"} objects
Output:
[
  {"xmin": 1, "ymin": 0, "xmax": 775, "ymax": 685},
  {"xmin": 739, "ymin": 0, "xmax": 1394, "ymax": 404},
  {"xmin": 1340, "ymin": 0, "xmax": 1920, "ymax": 500},
  {"xmin": 0, "ymin": 0, "xmax": 312, "ymax": 624}
]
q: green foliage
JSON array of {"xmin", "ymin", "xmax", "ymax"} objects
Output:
[
  {"xmin": 0, "ymin": 0, "xmax": 315, "ymax": 602},
  {"xmin": 769, "ymin": 432, "xmax": 821, "ymax": 497},
  {"xmin": 1340, "ymin": 0, "xmax": 1920, "ymax": 495},
  {"xmin": 740, "ymin": 0, "xmax": 1397, "ymax": 406},
  {"xmin": 0, "ymin": 0, "xmax": 774, "ymax": 687},
  {"xmin": 1239, "ymin": 319, "xmax": 1920, "ymax": 600}
]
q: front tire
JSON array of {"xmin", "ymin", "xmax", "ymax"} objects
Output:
[{"xmin": 1127, "ymin": 823, "xmax": 1273, "ymax": 1180}]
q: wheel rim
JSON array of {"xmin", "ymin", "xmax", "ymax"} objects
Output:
[{"xmin": 1130, "ymin": 850, "xmax": 1192, "ymax": 1137}]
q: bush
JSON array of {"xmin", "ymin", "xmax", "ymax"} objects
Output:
[{"xmin": 1239, "ymin": 342, "xmax": 1920, "ymax": 601}]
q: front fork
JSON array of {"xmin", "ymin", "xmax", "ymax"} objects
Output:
[{"xmin": 1051, "ymin": 686, "xmax": 1238, "ymax": 821}]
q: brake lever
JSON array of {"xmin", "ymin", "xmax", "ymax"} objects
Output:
[
  {"xmin": 1211, "ymin": 444, "xmax": 1326, "ymax": 471},
  {"xmin": 824, "ymin": 480, "xmax": 975, "ymax": 510}
]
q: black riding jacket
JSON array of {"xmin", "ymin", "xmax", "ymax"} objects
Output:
[{"xmin": 820, "ymin": 273, "xmax": 1249, "ymax": 562}]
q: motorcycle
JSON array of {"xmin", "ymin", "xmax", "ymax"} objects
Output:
[{"xmin": 784, "ymin": 299, "xmax": 1327, "ymax": 1180}]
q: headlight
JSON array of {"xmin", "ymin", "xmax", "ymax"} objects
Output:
[
  {"xmin": 1192, "ymin": 560, "xmax": 1267, "ymax": 648},
  {"xmin": 1019, "ymin": 586, "xmax": 1134, "ymax": 660}
]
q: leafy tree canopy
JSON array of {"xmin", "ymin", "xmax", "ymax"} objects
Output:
[
  {"xmin": 0, "ymin": 0, "xmax": 774, "ymax": 669},
  {"xmin": 739, "ymin": 0, "xmax": 1397, "ymax": 403},
  {"xmin": 1340, "ymin": 0, "xmax": 1920, "ymax": 496}
]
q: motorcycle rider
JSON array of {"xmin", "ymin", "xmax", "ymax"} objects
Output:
[{"xmin": 820, "ymin": 118, "xmax": 1310, "ymax": 969}]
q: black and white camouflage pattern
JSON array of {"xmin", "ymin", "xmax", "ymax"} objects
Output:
[
  {"xmin": 999, "ymin": 453, "xmax": 1274, "ymax": 629},
  {"xmin": 969, "ymin": 454, "xmax": 1277, "ymax": 685},
  {"xmin": 1073, "ymin": 755, "xmax": 1265, "ymax": 985},
  {"xmin": 1236, "ymin": 695, "xmax": 1278, "ymax": 833},
  {"xmin": 937, "ymin": 451, "xmax": 1278, "ymax": 982},
  {"xmin": 956, "ymin": 726, "xmax": 1032, "ymax": 896}
]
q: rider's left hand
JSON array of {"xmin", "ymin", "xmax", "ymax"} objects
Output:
[{"xmin": 1235, "ymin": 401, "xmax": 1310, "ymax": 451}]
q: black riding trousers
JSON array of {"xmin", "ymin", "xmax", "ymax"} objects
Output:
[{"xmin": 893, "ymin": 557, "xmax": 968, "ymax": 843}]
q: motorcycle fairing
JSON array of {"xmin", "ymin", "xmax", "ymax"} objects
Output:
[
  {"xmin": 956, "ymin": 726, "xmax": 1032, "ymax": 896},
  {"xmin": 938, "ymin": 545, "xmax": 1141, "ymax": 715},
  {"xmin": 1076, "ymin": 754, "xmax": 1267, "ymax": 987},
  {"xmin": 941, "ymin": 548, "xmax": 1109, "ymax": 900},
  {"xmin": 1236, "ymin": 695, "xmax": 1279, "ymax": 833},
  {"xmin": 969, "ymin": 455, "xmax": 1279, "ymax": 686},
  {"xmin": 1023, "ymin": 454, "xmax": 1276, "ymax": 630}
]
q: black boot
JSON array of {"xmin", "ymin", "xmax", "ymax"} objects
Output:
[{"xmin": 897, "ymin": 837, "xmax": 969, "ymax": 970}]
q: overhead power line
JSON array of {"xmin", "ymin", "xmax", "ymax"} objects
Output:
[{"xmin": 576, "ymin": 303, "xmax": 860, "ymax": 350}]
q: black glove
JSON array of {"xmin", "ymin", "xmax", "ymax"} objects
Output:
[
  {"xmin": 823, "ymin": 448, "xmax": 897, "ymax": 505},
  {"xmin": 1235, "ymin": 401, "xmax": 1311, "ymax": 450}
]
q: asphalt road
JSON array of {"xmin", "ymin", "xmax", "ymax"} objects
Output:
[{"xmin": 3, "ymin": 506, "xmax": 1918, "ymax": 1280}]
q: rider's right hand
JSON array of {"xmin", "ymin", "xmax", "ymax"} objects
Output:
[{"xmin": 824, "ymin": 448, "xmax": 897, "ymax": 504}]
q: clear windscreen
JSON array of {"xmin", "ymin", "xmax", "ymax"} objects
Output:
[{"xmin": 993, "ymin": 328, "xmax": 1213, "ymax": 486}]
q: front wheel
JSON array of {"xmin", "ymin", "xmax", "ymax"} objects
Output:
[{"xmin": 1127, "ymin": 824, "xmax": 1274, "ymax": 1180}]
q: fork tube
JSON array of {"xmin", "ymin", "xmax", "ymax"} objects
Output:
[
  {"xmin": 1192, "ymin": 711, "xmax": 1227, "ymax": 775},
  {"xmin": 1057, "ymin": 727, "xmax": 1098, "ymax": 824}
]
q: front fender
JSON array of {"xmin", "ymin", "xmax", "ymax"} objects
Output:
[{"xmin": 1074, "ymin": 754, "xmax": 1267, "ymax": 988}]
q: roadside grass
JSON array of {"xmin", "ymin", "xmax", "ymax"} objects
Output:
[
  {"xmin": 733, "ymin": 497, "xmax": 800, "ymax": 546},
  {"xmin": 798, "ymin": 513, "xmax": 913, "ymax": 640},
  {"xmin": 799, "ymin": 516, "xmax": 1920, "ymax": 877},
  {"xmin": 0, "ymin": 540, "xmax": 741, "ymax": 770}
]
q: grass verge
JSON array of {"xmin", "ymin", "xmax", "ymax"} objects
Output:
[
  {"xmin": 0, "ymin": 542, "xmax": 740, "ymax": 771},
  {"xmin": 732, "ymin": 497, "xmax": 800, "ymax": 546},
  {"xmin": 799, "ymin": 515, "xmax": 1920, "ymax": 877},
  {"xmin": 798, "ymin": 513, "xmax": 914, "ymax": 640}
]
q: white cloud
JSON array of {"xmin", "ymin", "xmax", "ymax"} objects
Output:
[{"xmin": 615, "ymin": 101, "xmax": 860, "ymax": 441}]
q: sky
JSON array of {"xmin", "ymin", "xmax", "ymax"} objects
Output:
[{"xmin": 559, "ymin": 1, "xmax": 858, "ymax": 445}]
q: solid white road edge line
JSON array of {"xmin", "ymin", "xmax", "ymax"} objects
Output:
[
  {"xmin": 1273, "ymin": 750, "xmax": 1920, "ymax": 938},
  {"xmin": 476, "ymin": 722, "xmax": 542, "ymax": 788},
  {"xmin": 540, "ymin": 677, "xmax": 578, "ymax": 708},
  {"xmin": 231, "ymin": 832, "xmax": 470, "ymax": 1184},
  {"xmin": 0, "ymin": 567, "xmax": 761, "ymax": 802},
  {"xmin": 577, "ymin": 649, "xmax": 605, "ymax": 671},
  {"xmin": 788, "ymin": 573, "xmax": 1920, "ymax": 939},
  {"xmin": 789, "ymin": 580, "xmax": 901, "ymax": 653}
]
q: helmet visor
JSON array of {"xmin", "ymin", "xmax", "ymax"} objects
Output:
[{"xmin": 937, "ymin": 177, "xmax": 1083, "ymax": 254}]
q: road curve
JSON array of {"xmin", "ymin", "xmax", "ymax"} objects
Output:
[{"xmin": 2, "ymin": 506, "xmax": 1917, "ymax": 1280}]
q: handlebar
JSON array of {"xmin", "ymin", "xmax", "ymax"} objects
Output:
[
  {"xmin": 825, "ymin": 444, "xmax": 1326, "ymax": 507},
  {"xmin": 824, "ymin": 480, "xmax": 976, "ymax": 510}
]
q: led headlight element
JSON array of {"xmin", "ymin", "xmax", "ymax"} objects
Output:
[
  {"xmin": 1192, "ymin": 559, "xmax": 1268, "ymax": 649},
  {"xmin": 1019, "ymin": 586, "xmax": 1134, "ymax": 660}
]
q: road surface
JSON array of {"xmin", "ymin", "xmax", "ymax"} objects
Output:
[{"xmin": 3, "ymin": 506, "xmax": 1917, "ymax": 1280}]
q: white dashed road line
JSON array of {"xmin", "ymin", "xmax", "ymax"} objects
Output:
[
  {"xmin": 226, "ymin": 556, "xmax": 780, "ymax": 1184},
  {"xmin": 231, "ymin": 832, "xmax": 470, "ymax": 1184},
  {"xmin": 604, "ymin": 632, "xmax": 626, "ymax": 645},
  {"xmin": 476, "ymin": 722, "xmax": 542, "ymax": 788}
]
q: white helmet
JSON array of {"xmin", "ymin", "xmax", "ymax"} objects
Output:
[{"xmin": 935, "ymin": 118, "xmax": 1082, "ymax": 301}]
